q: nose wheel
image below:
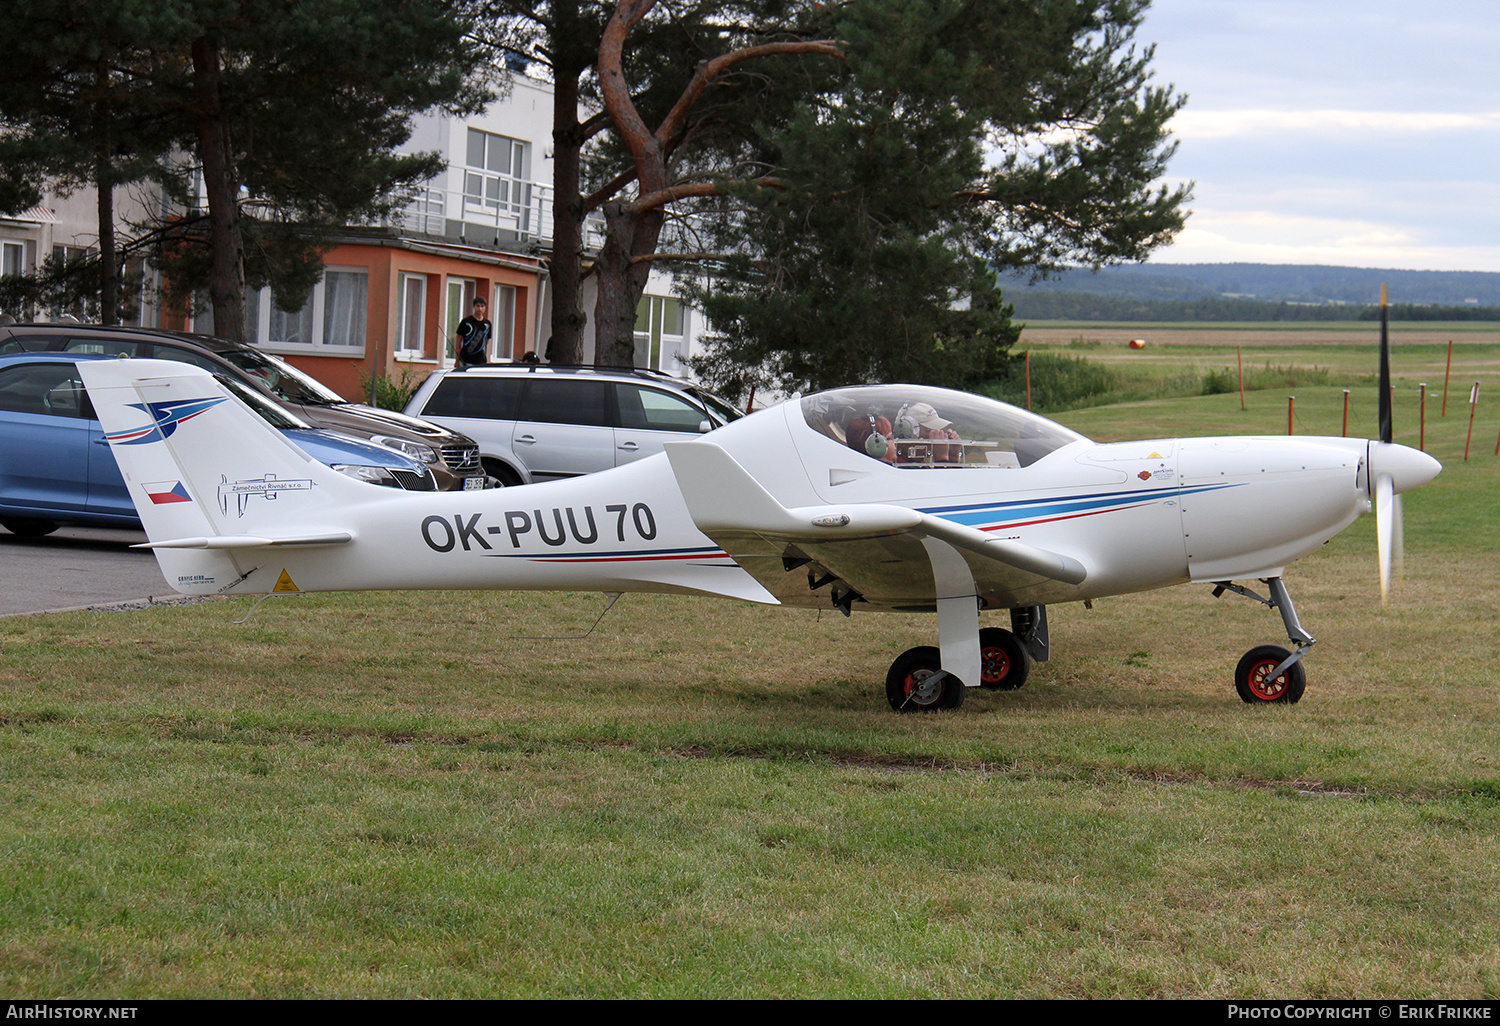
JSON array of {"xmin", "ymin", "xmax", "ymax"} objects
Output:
[
  {"xmin": 1234, "ymin": 644, "xmax": 1307, "ymax": 704},
  {"xmin": 1215, "ymin": 578, "xmax": 1315, "ymax": 705}
]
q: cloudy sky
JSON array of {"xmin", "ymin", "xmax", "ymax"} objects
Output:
[{"xmin": 1138, "ymin": 0, "xmax": 1500, "ymax": 271}]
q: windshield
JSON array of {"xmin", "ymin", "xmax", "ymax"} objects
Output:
[
  {"xmin": 800, "ymin": 385, "xmax": 1087, "ymax": 469},
  {"xmin": 217, "ymin": 374, "xmax": 312, "ymax": 429},
  {"xmin": 217, "ymin": 347, "xmax": 346, "ymax": 405},
  {"xmin": 690, "ymin": 387, "xmax": 744, "ymax": 425}
]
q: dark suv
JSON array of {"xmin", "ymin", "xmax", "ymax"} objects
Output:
[{"xmin": 0, "ymin": 323, "xmax": 486, "ymax": 491}]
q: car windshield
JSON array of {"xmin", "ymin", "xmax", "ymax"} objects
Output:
[
  {"xmin": 215, "ymin": 346, "xmax": 346, "ymax": 405},
  {"xmin": 217, "ymin": 375, "xmax": 312, "ymax": 430},
  {"xmin": 690, "ymin": 387, "xmax": 743, "ymax": 425},
  {"xmin": 800, "ymin": 385, "xmax": 1087, "ymax": 469}
]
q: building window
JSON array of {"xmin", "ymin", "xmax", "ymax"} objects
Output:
[
  {"xmin": 396, "ymin": 272, "xmax": 428, "ymax": 358},
  {"xmin": 2, "ymin": 240, "xmax": 26, "ymax": 277},
  {"xmin": 634, "ymin": 294, "xmax": 687, "ymax": 372},
  {"xmin": 49, "ymin": 245, "xmax": 94, "ymax": 320},
  {"xmin": 270, "ymin": 296, "xmax": 315, "ymax": 344},
  {"xmin": 445, "ymin": 278, "xmax": 477, "ymax": 363},
  {"xmin": 493, "ymin": 284, "xmax": 517, "ymax": 361},
  {"xmin": 323, "ymin": 269, "xmax": 368, "ymax": 348},
  {"xmin": 1, "ymin": 240, "xmax": 30, "ymax": 320},
  {"xmin": 464, "ymin": 128, "xmax": 531, "ymax": 233},
  {"xmin": 246, "ymin": 267, "xmax": 368, "ymax": 354}
]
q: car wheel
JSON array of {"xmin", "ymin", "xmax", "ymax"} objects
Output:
[
  {"xmin": 1, "ymin": 518, "xmax": 60, "ymax": 537},
  {"xmin": 482, "ymin": 458, "xmax": 523, "ymax": 487}
]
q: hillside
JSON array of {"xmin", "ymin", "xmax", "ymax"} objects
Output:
[{"xmin": 1001, "ymin": 263, "xmax": 1500, "ymax": 320}]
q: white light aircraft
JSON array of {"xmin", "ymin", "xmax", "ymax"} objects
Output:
[{"xmin": 78, "ymin": 353, "xmax": 1439, "ymax": 712}]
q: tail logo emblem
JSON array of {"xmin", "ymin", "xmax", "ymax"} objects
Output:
[
  {"xmin": 106, "ymin": 397, "xmax": 228, "ymax": 445},
  {"xmin": 219, "ymin": 473, "xmax": 315, "ymax": 517}
]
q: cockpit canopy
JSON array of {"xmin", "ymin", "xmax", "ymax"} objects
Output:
[{"xmin": 800, "ymin": 385, "xmax": 1088, "ymax": 469}]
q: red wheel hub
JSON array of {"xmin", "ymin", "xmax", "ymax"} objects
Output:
[
  {"xmin": 981, "ymin": 646, "xmax": 1010, "ymax": 686},
  {"xmin": 1246, "ymin": 659, "xmax": 1289, "ymax": 700}
]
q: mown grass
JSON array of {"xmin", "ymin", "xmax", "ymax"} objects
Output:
[{"xmin": 2, "ymin": 335, "xmax": 1498, "ymax": 998}]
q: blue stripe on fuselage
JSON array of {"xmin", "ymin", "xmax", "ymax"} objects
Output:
[{"xmin": 920, "ymin": 482, "xmax": 1238, "ymax": 529}]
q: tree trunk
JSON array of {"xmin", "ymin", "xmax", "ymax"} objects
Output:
[
  {"xmin": 93, "ymin": 63, "xmax": 118, "ymax": 326},
  {"xmin": 94, "ymin": 147, "xmax": 117, "ymax": 326},
  {"xmin": 191, "ymin": 35, "xmax": 246, "ymax": 342},
  {"xmin": 548, "ymin": 58, "xmax": 586, "ymax": 365},
  {"xmin": 592, "ymin": 200, "xmax": 661, "ymax": 367}
]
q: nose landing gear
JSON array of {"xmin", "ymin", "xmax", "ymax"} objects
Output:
[{"xmin": 1214, "ymin": 577, "xmax": 1315, "ymax": 705}]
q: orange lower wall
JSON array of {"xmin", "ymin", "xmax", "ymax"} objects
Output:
[{"xmin": 166, "ymin": 238, "xmax": 544, "ymax": 403}]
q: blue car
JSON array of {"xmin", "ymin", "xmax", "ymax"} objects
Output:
[{"xmin": 0, "ymin": 352, "xmax": 435, "ymax": 536}]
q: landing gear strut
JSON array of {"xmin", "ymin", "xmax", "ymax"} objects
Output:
[{"xmin": 1213, "ymin": 577, "xmax": 1314, "ymax": 705}]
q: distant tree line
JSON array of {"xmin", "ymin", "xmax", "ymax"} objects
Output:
[
  {"xmin": 1009, "ymin": 291, "xmax": 1500, "ymax": 323},
  {"xmin": 1003, "ymin": 262, "xmax": 1500, "ymax": 307}
]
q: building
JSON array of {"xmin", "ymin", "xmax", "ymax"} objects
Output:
[{"xmin": 1, "ymin": 72, "xmax": 707, "ymax": 401}]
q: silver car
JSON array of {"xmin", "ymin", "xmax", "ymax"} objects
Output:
[{"xmin": 403, "ymin": 366, "xmax": 743, "ymax": 485}]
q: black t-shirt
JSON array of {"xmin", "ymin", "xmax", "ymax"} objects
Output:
[{"xmin": 457, "ymin": 316, "xmax": 492, "ymax": 360}]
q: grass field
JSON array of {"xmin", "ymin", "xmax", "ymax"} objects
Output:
[{"xmin": 2, "ymin": 327, "xmax": 1498, "ymax": 998}]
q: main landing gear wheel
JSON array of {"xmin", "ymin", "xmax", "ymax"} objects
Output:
[
  {"xmin": 1235, "ymin": 645, "xmax": 1307, "ymax": 705},
  {"xmin": 978, "ymin": 627, "xmax": 1029, "ymax": 691},
  {"xmin": 886, "ymin": 646, "xmax": 966, "ymax": 713}
]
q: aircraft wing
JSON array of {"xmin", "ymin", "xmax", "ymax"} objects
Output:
[{"xmin": 663, "ymin": 441, "xmax": 1088, "ymax": 612}]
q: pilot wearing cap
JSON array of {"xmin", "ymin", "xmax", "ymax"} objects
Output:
[{"xmin": 894, "ymin": 402, "xmax": 960, "ymax": 465}]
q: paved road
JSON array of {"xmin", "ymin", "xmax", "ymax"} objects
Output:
[{"xmin": 0, "ymin": 525, "xmax": 172, "ymax": 616}]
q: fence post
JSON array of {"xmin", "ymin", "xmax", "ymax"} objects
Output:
[
  {"xmin": 1238, "ymin": 345, "xmax": 1245, "ymax": 411},
  {"xmin": 1419, "ymin": 383, "xmax": 1426, "ymax": 452},
  {"xmin": 1466, "ymin": 383, "xmax": 1479, "ymax": 461},
  {"xmin": 1442, "ymin": 340, "xmax": 1453, "ymax": 417}
]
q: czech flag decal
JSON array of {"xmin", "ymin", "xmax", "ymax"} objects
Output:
[{"xmin": 144, "ymin": 481, "xmax": 193, "ymax": 505}]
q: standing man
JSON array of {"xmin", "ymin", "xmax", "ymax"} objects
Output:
[{"xmin": 455, "ymin": 296, "xmax": 493, "ymax": 370}]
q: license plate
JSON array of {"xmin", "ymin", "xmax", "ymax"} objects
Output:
[{"xmin": 463, "ymin": 476, "xmax": 486, "ymax": 490}]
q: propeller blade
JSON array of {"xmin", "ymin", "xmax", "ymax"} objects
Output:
[
  {"xmin": 1375, "ymin": 472, "xmax": 1395, "ymax": 604},
  {"xmin": 1378, "ymin": 283, "xmax": 1392, "ymax": 444},
  {"xmin": 1392, "ymin": 492, "xmax": 1405, "ymax": 588}
]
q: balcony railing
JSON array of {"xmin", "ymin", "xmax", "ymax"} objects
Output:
[{"xmin": 389, "ymin": 180, "xmax": 607, "ymax": 254}]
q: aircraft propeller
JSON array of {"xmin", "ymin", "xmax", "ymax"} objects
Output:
[{"xmin": 1367, "ymin": 283, "xmax": 1436, "ymax": 603}]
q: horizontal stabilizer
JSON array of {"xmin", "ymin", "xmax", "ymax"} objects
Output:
[
  {"xmin": 135, "ymin": 531, "xmax": 354, "ymax": 550},
  {"xmin": 665, "ymin": 439, "xmax": 921, "ymax": 539}
]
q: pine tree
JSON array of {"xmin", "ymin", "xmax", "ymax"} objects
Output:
[
  {"xmin": 156, "ymin": 0, "xmax": 489, "ymax": 340},
  {"xmin": 0, "ymin": 0, "xmax": 487, "ymax": 340},
  {"xmin": 0, "ymin": 1, "xmax": 181, "ymax": 323},
  {"xmin": 563, "ymin": 0, "xmax": 1188, "ymax": 392},
  {"xmin": 466, "ymin": 0, "xmax": 618, "ymax": 366}
]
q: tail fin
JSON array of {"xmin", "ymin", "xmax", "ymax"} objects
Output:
[{"xmin": 78, "ymin": 359, "xmax": 362, "ymax": 594}]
